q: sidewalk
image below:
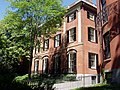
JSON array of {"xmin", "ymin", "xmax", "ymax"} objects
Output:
[{"xmin": 53, "ymin": 81, "xmax": 91, "ymax": 90}]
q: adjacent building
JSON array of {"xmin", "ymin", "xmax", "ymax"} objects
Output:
[
  {"xmin": 31, "ymin": 0, "xmax": 101, "ymax": 85},
  {"xmin": 96, "ymin": 0, "xmax": 120, "ymax": 83}
]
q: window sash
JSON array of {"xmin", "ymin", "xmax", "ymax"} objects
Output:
[
  {"xmin": 91, "ymin": 76, "xmax": 96, "ymax": 84},
  {"xmin": 89, "ymin": 53, "xmax": 97, "ymax": 69},
  {"xmin": 68, "ymin": 52, "xmax": 76, "ymax": 73},
  {"xmin": 54, "ymin": 34, "xmax": 61, "ymax": 47},
  {"xmin": 43, "ymin": 58, "xmax": 48, "ymax": 73},
  {"xmin": 101, "ymin": 0, "xmax": 106, "ymax": 9},
  {"xmin": 87, "ymin": 12, "xmax": 95, "ymax": 21},
  {"xmin": 43, "ymin": 39, "xmax": 49, "ymax": 51},
  {"xmin": 68, "ymin": 27, "xmax": 76, "ymax": 43},
  {"xmin": 104, "ymin": 32, "xmax": 111, "ymax": 59},
  {"xmin": 88, "ymin": 27, "xmax": 97, "ymax": 42},
  {"xmin": 34, "ymin": 61, "xmax": 39, "ymax": 74},
  {"xmin": 68, "ymin": 12, "xmax": 76, "ymax": 22}
]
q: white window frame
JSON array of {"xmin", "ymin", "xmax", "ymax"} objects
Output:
[
  {"xmin": 67, "ymin": 51, "xmax": 76, "ymax": 73},
  {"xmin": 89, "ymin": 53, "xmax": 97, "ymax": 69},
  {"xmin": 88, "ymin": 12, "xmax": 95, "ymax": 21},
  {"xmin": 54, "ymin": 34, "xmax": 61, "ymax": 47},
  {"xmin": 88, "ymin": 27, "xmax": 96, "ymax": 42},
  {"xmin": 68, "ymin": 28, "xmax": 76, "ymax": 43},
  {"xmin": 43, "ymin": 57, "xmax": 48, "ymax": 74},
  {"xmin": 43, "ymin": 39, "xmax": 49, "ymax": 51},
  {"xmin": 34, "ymin": 60, "xmax": 39, "ymax": 74},
  {"xmin": 91, "ymin": 76, "xmax": 96, "ymax": 84},
  {"xmin": 69, "ymin": 13, "xmax": 75, "ymax": 22}
]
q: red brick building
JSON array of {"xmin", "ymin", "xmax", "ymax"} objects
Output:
[
  {"xmin": 96, "ymin": 0, "xmax": 120, "ymax": 83},
  {"xmin": 32, "ymin": 0, "xmax": 101, "ymax": 84}
]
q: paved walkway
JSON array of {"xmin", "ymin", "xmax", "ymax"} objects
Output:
[{"xmin": 53, "ymin": 81, "xmax": 91, "ymax": 90}]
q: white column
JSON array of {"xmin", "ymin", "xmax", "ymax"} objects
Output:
[
  {"xmin": 78, "ymin": 6, "xmax": 82, "ymax": 43},
  {"xmin": 63, "ymin": 17, "xmax": 66, "ymax": 34}
]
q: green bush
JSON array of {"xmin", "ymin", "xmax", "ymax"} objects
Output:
[{"xmin": 13, "ymin": 74, "xmax": 29, "ymax": 84}]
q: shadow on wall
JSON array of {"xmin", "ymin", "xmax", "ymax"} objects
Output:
[
  {"xmin": 111, "ymin": 34, "xmax": 120, "ymax": 84},
  {"xmin": 49, "ymin": 34, "xmax": 72, "ymax": 75}
]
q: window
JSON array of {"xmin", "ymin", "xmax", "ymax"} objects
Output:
[
  {"xmin": 54, "ymin": 54, "xmax": 61, "ymax": 74},
  {"xmin": 101, "ymin": 0, "xmax": 106, "ymax": 9},
  {"xmin": 67, "ymin": 27, "xmax": 76, "ymax": 43},
  {"xmin": 67, "ymin": 51, "xmax": 76, "ymax": 73},
  {"xmin": 91, "ymin": 76, "xmax": 96, "ymax": 84},
  {"xmin": 88, "ymin": 53, "xmax": 98, "ymax": 69},
  {"xmin": 54, "ymin": 34, "xmax": 61, "ymax": 47},
  {"xmin": 87, "ymin": 12, "xmax": 95, "ymax": 21},
  {"xmin": 67, "ymin": 12, "xmax": 76, "ymax": 22},
  {"xmin": 43, "ymin": 39, "xmax": 49, "ymax": 51},
  {"xmin": 88, "ymin": 27, "xmax": 97, "ymax": 43},
  {"xmin": 101, "ymin": 0, "xmax": 108, "ymax": 23},
  {"xmin": 42, "ymin": 57, "xmax": 48, "ymax": 74},
  {"xmin": 34, "ymin": 60, "xmax": 39, "ymax": 74},
  {"xmin": 104, "ymin": 31, "xmax": 111, "ymax": 59},
  {"xmin": 35, "ymin": 40, "xmax": 40, "ymax": 54}
]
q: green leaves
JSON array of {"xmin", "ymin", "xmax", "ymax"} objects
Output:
[{"xmin": 0, "ymin": 0, "xmax": 65, "ymax": 75}]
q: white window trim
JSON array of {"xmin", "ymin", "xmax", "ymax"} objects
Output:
[
  {"xmin": 43, "ymin": 39, "xmax": 49, "ymax": 51},
  {"xmin": 89, "ymin": 28, "xmax": 96, "ymax": 42},
  {"xmin": 69, "ymin": 28, "xmax": 76, "ymax": 43},
  {"xmin": 34, "ymin": 60, "xmax": 39, "ymax": 74},
  {"xmin": 89, "ymin": 53, "xmax": 97, "ymax": 69},
  {"xmin": 69, "ymin": 13, "xmax": 75, "ymax": 22},
  {"xmin": 67, "ymin": 51, "xmax": 76, "ymax": 73},
  {"xmin": 55, "ymin": 34, "xmax": 60, "ymax": 47},
  {"xmin": 88, "ymin": 12, "xmax": 95, "ymax": 21},
  {"xmin": 91, "ymin": 76, "xmax": 97, "ymax": 84},
  {"xmin": 43, "ymin": 57, "xmax": 48, "ymax": 73}
]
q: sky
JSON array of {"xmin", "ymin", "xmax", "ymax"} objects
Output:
[{"xmin": 0, "ymin": 0, "xmax": 96, "ymax": 20}]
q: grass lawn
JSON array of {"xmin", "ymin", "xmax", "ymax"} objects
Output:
[{"xmin": 73, "ymin": 84, "xmax": 120, "ymax": 90}]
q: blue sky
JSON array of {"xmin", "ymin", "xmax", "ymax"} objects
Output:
[{"xmin": 0, "ymin": 0, "xmax": 96, "ymax": 20}]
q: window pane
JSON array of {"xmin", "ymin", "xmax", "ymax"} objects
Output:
[
  {"xmin": 104, "ymin": 32, "xmax": 110, "ymax": 59},
  {"xmin": 43, "ymin": 58, "xmax": 48, "ymax": 73},
  {"xmin": 91, "ymin": 76, "xmax": 96, "ymax": 84},
  {"xmin": 68, "ymin": 51, "xmax": 76, "ymax": 73},
  {"xmin": 43, "ymin": 39, "xmax": 49, "ymax": 51},
  {"xmin": 89, "ymin": 53, "xmax": 97, "ymax": 69},
  {"xmin": 69, "ymin": 28, "xmax": 76, "ymax": 42},
  {"xmin": 54, "ymin": 34, "xmax": 61, "ymax": 47},
  {"xmin": 88, "ymin": 27, "xmax": 96, "ymax": 42}
]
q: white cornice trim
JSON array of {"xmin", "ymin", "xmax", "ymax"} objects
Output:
[{"xmin": 67, "ymin": 0, "xmax": 97, "ymax": 9}]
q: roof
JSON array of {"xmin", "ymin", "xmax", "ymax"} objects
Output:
[{"xmin": 67, "ymin": 0, "xmax": 97, "ymax": 9}]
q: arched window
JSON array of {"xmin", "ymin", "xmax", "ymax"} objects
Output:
[
  {"xmin": 34, "ymin": 59, "xmax": 39, "ymax": 74},
  {"xmin": 42, "ymin": 57, "xmax": 48, "ymax": 74},
  {"xmin": 67, "ymin": 50, "xmax": 76, "ymax": 73}
]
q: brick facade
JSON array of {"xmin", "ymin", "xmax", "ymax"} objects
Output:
[
  {"xmin": 32, "ymin": 0, "xmax": 101, "ymax": 84},
  {"xmin": 96, "ymin": 0, "xmax": 120, "ymax": 83}
]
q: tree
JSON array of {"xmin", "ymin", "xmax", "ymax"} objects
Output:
[{"xmin": 2, "ymin": 0, "xmax": 65, "ymax": 78}]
